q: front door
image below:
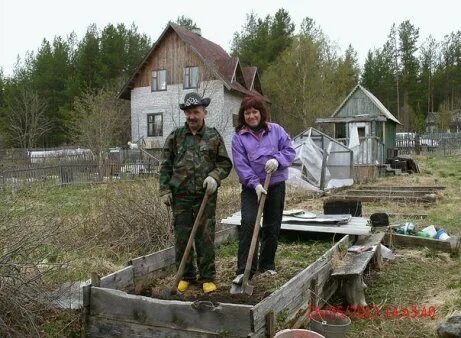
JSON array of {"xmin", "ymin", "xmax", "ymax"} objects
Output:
[{"xmin": 348, "ymin": 122, "xmax": 371, "ymax": 164}]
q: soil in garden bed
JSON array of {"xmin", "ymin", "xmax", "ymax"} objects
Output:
[{"xmin": 141, "ymin": 237, "xmax": 334, "ymax": 305}]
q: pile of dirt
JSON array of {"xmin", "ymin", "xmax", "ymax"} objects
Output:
[{"xmin": 143, "ymin": 239, "xmax": 333, "ymax": 305}]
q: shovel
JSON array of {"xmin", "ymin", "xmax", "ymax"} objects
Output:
[
  {"xmin": 230, "ymin": 173, "xmax": 271, "ymax": 295},
  {"xmin": 152, "ymin": 193, "xmax": 209, "ymax": 299}
]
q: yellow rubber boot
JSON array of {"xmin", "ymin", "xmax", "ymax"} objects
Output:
[
  {"xmin": 177, "ymin": 280, "xmax": 189, "ymax": 292},
  {"xmin": 202, "ymin": 282, "xmax": 217, "ymax": 293}
]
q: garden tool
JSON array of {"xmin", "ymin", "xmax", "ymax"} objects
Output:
[
  {"xmin": 152, "ymin": 193, "xmax": 209, "ymax": 300},
  {"xmin": 230, "ymin": 173, "xmax": 271, "ymax": 296}
]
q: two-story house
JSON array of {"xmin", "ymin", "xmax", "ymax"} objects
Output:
[{"xmin": 118, "ymin": 23, "xmax": 266, "ymax": 152}]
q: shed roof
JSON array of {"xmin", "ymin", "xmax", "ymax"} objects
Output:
[
  {"xmin": 118, "ymin": 23, "xmax": 265, "ymax": 100},
  {"xmin": 331, "ymin": 84, "xmax": 401, "ymax": 124}
]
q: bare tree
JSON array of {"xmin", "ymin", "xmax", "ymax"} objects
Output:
[
  {"xmin": 71, "ymin": 87, "xmax": 129, "ymax": 161},
  {"xmin": 6, "ymin": 89, "xmax": 51, "ymax": 148}
]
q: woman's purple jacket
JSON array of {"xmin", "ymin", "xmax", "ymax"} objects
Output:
[{"xmin": 231, "ymin": 123, "xmax": 296, "ymax": 189}]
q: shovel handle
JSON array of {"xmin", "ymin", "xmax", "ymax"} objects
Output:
[
  {"xmin": 242, "ymin": 173, "xmax": 272, "ymax": 286},
  {"xmin": 173, "ymin": 193, "xmax": 209, "ymax": 290}
]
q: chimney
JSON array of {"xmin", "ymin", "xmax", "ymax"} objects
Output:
[{"xmin": 191, "ymin": 27, "xmax": 201, "ymax": 36}]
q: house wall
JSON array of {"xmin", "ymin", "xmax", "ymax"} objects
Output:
[
  {"xmin": 134, "ymin": 29, "xmax": 214, "ymax": 88},
  {"xmin": 222, "ymin": 89, "xmax": 244, "ymax": 154},
  {"xmin": 336, "ymin": 90, "xmax": 383, "ymax": 118},
  {"xmin": 131, "ymin": 80, "xmax": 237, "ymax": 151}
]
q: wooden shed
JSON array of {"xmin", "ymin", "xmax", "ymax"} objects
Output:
[{"xmin": 316, "ymin": 84, "xmax": 401, "ymax": 164}]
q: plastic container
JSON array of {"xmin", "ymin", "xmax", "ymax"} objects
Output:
[
  {"xmin": 435, "ymin": 229, "xmax": 450, "ymax": 240},
  {"xmin": 274, "ymin": 329, "xmax": 325, "ymax": 338},
  {"xmin": 396, "ymin": 222, "xmax": 416, "ymax": 235},
  {"xmin": 309, "ymin": 310, "xmax": 351, "ymax": 338},
  {"xmin": 421, "ymin": 225, "xmax": 437, "ymax": 238},
  {"xmin": 417, "ymin": 231, "xmax": 431, "ymax": 238}
]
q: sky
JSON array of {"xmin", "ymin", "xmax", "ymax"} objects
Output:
[{"xmin": 1, "ymin": 0, "xmax": 460, "ymax": 77}]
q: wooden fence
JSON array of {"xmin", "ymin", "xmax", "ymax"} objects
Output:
[
  {"xmin": 396, "ymin": 132, "xmax": 461, "ymax": 156},
  {"xmin": 0, "ymin": 160, "xmax": 159, "ymax": 190}
]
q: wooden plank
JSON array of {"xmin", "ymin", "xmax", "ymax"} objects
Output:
[
  {"xmin": 99, "ymin": 266, "xmax": 134, "ymax": 292},
  {"xmin": 332, "ymin": 251, "xmax": 374, "ymax": 276},
  {"xmin": 356, "ymin": 185, "xmax": 445, "ymax": 191},
  {"xmin": 221, "ymin": 214, "xmax": 371, "ymax": 236},
  {"xmin": 90, "ymin": 287, "xmax": 253, "ymax": 337},
  {"xmin": 280, "ymin": 222, "xmax": 371, "ymax": 236},
  {"xmin": 131, "ymin": 247, "xmax": 175, "ymax": 284},
  {"xmin": 384, "ymin": 233, "xmax": 460, "ymax": 254},
  {"xmin": 332, "ymin": 232, "xmax": 385, "ymax": 276},
  {"xmin": 82, "ymin": 284, "xmax": 91, "ymax": 337},
  {"xmin": 346, "ymin": 189, "xmax": 440, "ymax": 195},
  {"xmin": 265, "ymin": 311, "xmax": 275, "ymax": 338},
  {"xmin": 251, "ymin": 236, "xmax": 350, "ymax": 331},
  {"xmin": 88, "ymin": 316, "xmax": 235, "ymax": 338},
  {"xmin": 331, "ymin": 195, "xmax": 435, "ymax": 203}
]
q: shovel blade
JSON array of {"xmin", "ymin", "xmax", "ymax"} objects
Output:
[{"xmin": 229, "ymin": 281, "xmax": 254, "ymax": 295}]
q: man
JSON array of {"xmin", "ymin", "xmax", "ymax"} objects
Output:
[{"xmin": 159, "ymin": 92, "xmax": 232, "ymax": 293}]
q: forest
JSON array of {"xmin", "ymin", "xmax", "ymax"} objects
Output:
[{"xmin": 0, "ymin": 10, "xmax": 460, "ymax": 148}]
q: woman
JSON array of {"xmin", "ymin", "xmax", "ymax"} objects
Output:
[{"xmin": 231, "ymin": 95, "xmax": 296, "ymax": 283}]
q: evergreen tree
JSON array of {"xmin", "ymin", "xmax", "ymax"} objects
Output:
[
  {"xmin": 436, "ymin": 32, "xmax": 461, "ymax": 111},
  {"xmin": 336, "ymin": 44, "xmax": 360, "ymax": 97},
  {"xmin": 419, "ymin": 36, "xmax": 438, "ymax": 114},
  {"xmin": 398, "ymin": 20, "xmax": 421, "ymax": 130},
  {"xmin": 74, "ymin": 24, "xmax": 103, "ymax": 91},
  {"xmin": 0, "ymin": 69, "xmax": 5, "ymax": 109},
  {"xmin": 175, "ymin": 16, "xmax": 198, "ymax": 30},
  {"xmin": 124, "ymin": 24, "xmax": 151, "ymax": 77},
  {"xmin": 231, "ymin": 9, "xmax": 294, "ymax": 73},
  {"xmin": 100, "ymin": 24, "xmax": 129, "ymax": 82}
]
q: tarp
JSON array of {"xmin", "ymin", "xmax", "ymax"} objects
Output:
[{"xmin": 289, "ymin": 128, "xmax": 354, "ymax": 191}]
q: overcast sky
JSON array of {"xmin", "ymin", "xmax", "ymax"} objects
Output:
[{"xmin": 1, "ymin": 0, "xmax": 460, "ymax": 77}]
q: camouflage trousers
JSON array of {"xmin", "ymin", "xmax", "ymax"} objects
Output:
[{"xmin": 172, "ymin": 193, "xmax": 217, "ymax": 283}]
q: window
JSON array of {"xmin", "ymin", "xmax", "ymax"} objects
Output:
[
  {"xmin": 335, "ymin": 123, "xmax": 346, "ymax": 139},
  {"xmin": 147, "ymin": 113, "xmax": 163, "ymax": 137},
  {"xmin": 184, "ymin": 66, "xmax": 199, "ymax": 89},
  {"xmin": 151, "ymin": 70, "xmax": 167, "ymax": 91}
]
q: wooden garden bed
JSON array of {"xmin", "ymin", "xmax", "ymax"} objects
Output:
[{"xmin": 83, "ymin": 226, "xmax": 351, "ymax": 337}]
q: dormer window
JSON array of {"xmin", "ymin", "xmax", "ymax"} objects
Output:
[
  {"xmin": 152, "ymin": 69, "xmax": 167, "ymax": 91},
  {"xmin": 184, "ymin": 66, "xmax": 199, "ymax": 89}
]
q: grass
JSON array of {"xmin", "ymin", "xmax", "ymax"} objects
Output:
[{"xmin": 337, "ymin": 155, "xmax": 461, "ymax": 338}]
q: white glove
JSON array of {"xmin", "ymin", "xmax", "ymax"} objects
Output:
[
  {"xmin": 255, "ymin": 184, "xmax": 267, "ymax": 202},
  {"xmin": 265, "ymin": 159, "xmax": 279, "ymax": 173},
  {"xmin": 203, "ymin": 176, "xmax": 218, "ymax": 194},
  {"xmin": 160, "ymin": 193, "xmax": 172, "ymax": 206}
]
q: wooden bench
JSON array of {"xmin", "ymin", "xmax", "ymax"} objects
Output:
[{"xmin": 331, "ymin": 232, "xmax": 385, "ymax": 307}]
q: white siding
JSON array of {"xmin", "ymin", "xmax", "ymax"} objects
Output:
[
  {"xmin": 222, "ymin": 90, "xmax": 244, "ymax": 154},
  {"xmin": 131, "ymin": 80, "xmax": 230, "ymax": 149}
]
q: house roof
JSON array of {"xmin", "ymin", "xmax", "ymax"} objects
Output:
[
  {"xmin": 118, "ymin": 23, "xmax": 266, "ymax": 101},
  {"xmin": 242, "ymin": 66, "xmax": 257, "ymax": 90},
  {"xmin": 331, "ymin": 84, "xmax": 401, "ymax": 124}
]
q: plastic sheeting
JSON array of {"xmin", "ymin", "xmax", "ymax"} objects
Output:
[{"xmin": 289, "ymin": 128, "xmax": 354, "ymax": 191}]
